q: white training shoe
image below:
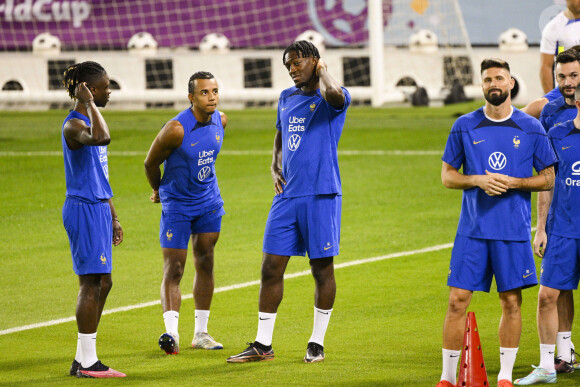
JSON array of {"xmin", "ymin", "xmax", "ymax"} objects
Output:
[
  {"xmin": 191, "ymin": 332, "xmax": 223, "ymax": 350},
  {"xmin": 514, "ymin": 366, "xmax": 556, "ymax": 385}
]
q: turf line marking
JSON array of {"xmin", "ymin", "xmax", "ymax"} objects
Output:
[
  {"xmin": 0, "ymin": 150, "xmax": 442, "ymax": 157},
  {"xmin": 0, "ymin": 242, "xmax": 453, "ymax": 336}
]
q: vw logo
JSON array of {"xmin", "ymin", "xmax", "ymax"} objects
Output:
[
  {"xmin": 488, "ymin": 152, "xmax": 507, "ymax": 170},
  {"xmin": 572, "ymin": 161, "xmax": 580, "ymax": 175},
  {"xmin": 198, "ymin": 166, "xmax": 211, "ymax": 181},
  {"xmin": 288, "ymin": 134, "xmax": 301, "ymax": 151}
]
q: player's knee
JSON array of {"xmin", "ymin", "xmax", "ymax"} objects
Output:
[
  {"xmin": 101, "ymin": 276, "xmax": 113, "ymax": 293},
  {"xmin": 194, "ymin": 250, "xmax": 214, "ymax": 272},
  {"xmin": 164, "ymin": 260, "xmax": 185, "ymax": 281},
  {"xmin": 538, "ymin": 288, "xmax": 559, "ymax": 309}
]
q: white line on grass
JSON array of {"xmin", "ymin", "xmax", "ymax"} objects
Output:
[
  {"xmin": 0, "ymin": 242, "xmax": 453, "ymax": 336},
  {"xmin": 0, "ymin": 150, "xmax": 442, "ymax": 157}
]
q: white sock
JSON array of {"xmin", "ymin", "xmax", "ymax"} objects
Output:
[
  {"xmin": 497, "ymin": 347, "xmax": 518, "ymax": 382},
  {"xmin": 308, "ymin": 307, "xmax": 332, "ymax": 347},
  {"xmin": 195, "ymin": 310, "xmax": 210, "ymax": 334},
  {"xmin": 557, "ymin": 331, "xmax": 572, "ymax": 362},
  {"xmin": 79, "ymin": 332, "xmax": 98, "ymax": 368},
  {"xmin": 163, "ymin": 310, "xmax": 179, "ymax": 342},
  {"xmin": 539, "ymin": 344, "xmax": 556, "ymax": 373},
  {"xmin": 440, "ymin": 348, "xmax": 461, "ymax": 384},
  {"xmin": 255, "ymin": 312, "xmax": 276, "ymax": 347},
  {"xmin": 75, "ymin": 333, "xmax": 83, "ymax": 364}
]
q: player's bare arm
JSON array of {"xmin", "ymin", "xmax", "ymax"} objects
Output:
[
  {"xmin": 220, "ymin": 111, "xmax": 228, "ymax": 129},
  {"xmin": 316, "ymin": 58, "xmax": 344, "ymax": 109},
  {"xmin": 533, "ymin": 189, "xmax": 554, "ymax": 257},
  {"xmin": 108, "ymin": 198, "xmax": 123, "ymax": 246},
  {"xmin": 144, "ymin": 120, "xmax": 184, "ymax": 202},
  {"xmin": 63, "ymin": 82, "xmax": 110, "ymax": 150},
  {"xmin": 270, "ymin": 130, "xmax": 286, "ymax": 195},
  {"xmin": 540, "ymin": 53, "xmax": 555, "ymax": 94},
  {"xmin": 506, "ymin": 165, "xmax": 555, "ymax": 191},
  {"xmin": 441, "ymin": 162, "xmax": 508, "ymax": 196},
  {"xmin": 521, "ymin": 97, "xmax": 549, "ymax": 119}
]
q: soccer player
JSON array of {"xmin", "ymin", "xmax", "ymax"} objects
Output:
[
  {"xmin": 144, "ymin": 71, "xmax": 227, "ymax": 354},
  {"xmin": 436, "ymin": 58, "xmax": 556, "ymax": 387},
  {"xmin": 515, "ymin": 85, "xmax": 580, "ymax": 385},
  {"xmin": 61, "ymin": 62, "xmax": 125, "ymax": 378},
  {"xmin": 539, "ymin": 0, "xmax": 580, "ymax": 95},
  {"xmin": 540, "ymin": 49, "xmax": 580, "ymax": 133},
  {"xmin": 226, "ymin": 41, "xmax": 350, "ymax": 363}
]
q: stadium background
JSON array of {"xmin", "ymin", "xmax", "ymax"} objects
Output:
[{"xmin": 1, "ymin": 1, "xmax": 579, "ymax": 385}]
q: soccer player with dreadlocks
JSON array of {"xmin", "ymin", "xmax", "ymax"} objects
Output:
[
  {"xmin": 227, "ymin": 40, "xmax": 351, "ymax": 363},
  {"xmin": 61, "ymin": 61, "xmax": 125, "ymax": 378}
]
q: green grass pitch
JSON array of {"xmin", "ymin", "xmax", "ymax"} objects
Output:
[{"xmin": 1, "ymin": 102, "xmax": 579, "ymax": 385}]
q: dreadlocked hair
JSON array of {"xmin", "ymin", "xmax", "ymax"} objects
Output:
[
  {"xmin": 282, "ymin": 40, "xmax": 320, "ymax": 64},
  {"xmin": 62, "ymin": 61, "xmax": 106, "ymax": 100},
  {"xmin": 188, "ymin": 71, "xmax": 215, "ymax": 93}
]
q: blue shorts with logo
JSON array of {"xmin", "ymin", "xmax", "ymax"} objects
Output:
[
  {"xmin": 263, "ymin": 194, "xmax": 341, "ymax": 259},
  {"xmin": 160, "ymin": 204, "xmax": 225, "ymax": 249},
  {"xmin": 62, "ymin": 197, "xmax": 113, "ymax": 275},
  {"xmin": 447, "ymin": 234, "xmax": 537, "ymax": 293},
  {"xmin": 541, "ymin": 233, "xmax": 580, "ymax": 290}
]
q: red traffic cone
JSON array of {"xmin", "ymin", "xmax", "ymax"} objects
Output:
[{"xmin": 456, "ymin": 312, "xmax": 489, "ymax": 387}]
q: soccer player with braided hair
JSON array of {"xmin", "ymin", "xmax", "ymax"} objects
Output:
[
  {"xmin": 227, "ymin": 40, "xmax": 350, "ymax": 363},
  {"xmin": 61, "ymin": 61, "xmax": 125, "ymax": 378}
]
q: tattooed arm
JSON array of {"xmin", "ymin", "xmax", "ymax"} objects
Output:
[{"xmin": 505, "ymin": 166, "xmax": 555, "ymax": 192}]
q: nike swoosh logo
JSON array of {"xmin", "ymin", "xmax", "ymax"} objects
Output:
[
  {"xmin": 259, "ymin": 317, "xmax": 271, "ymax": 321},
  {"xmin": 450, "ymin": 355, "xmax": 460, "ymax": 358},
  {"xmin": 523, "ymin": 273, "xmax": 533, "ymax": 278},
  {"xmin": 563, "ymin": 336, "xmax": 571, "ymax": 340},
  {"xmin": 473, "ymin": 140, "xmax": 485, "ymax": 145},
  {"xmin": 324, "ymin": 245, "xmax": 333, "ymax": 250},
  {"xmin": 563, "ymin": 146, "xmax": 572, "ymax": 150},
  {"xmin": 500, "ymin": 352, "xmax": 505, "ymax": 355},
  {"xmin": 549, "ymin": 351, "xmax": 555, "ymax": 355},
  {"xmin": 282, "ymin": 107, "xmax": 287, "ymax": 111},
  {"xmin": 317, "ymin": 311, "xmax": 330, "ymax": 315},
  {"xmin": 191, "ymin": 142, "xmax": 199, "ymax": 146}
]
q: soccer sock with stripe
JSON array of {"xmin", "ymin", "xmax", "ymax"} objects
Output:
[
  {"xmin": 497, "ymin": 347, "xmax": 518, "ymax": 382},
  {"xmin": 308, "ymin": 306, "xmax": 332, "ymax": 347},
  {"xmin": 75, "ymin": 333, "xmax": 83, "ymax": 364},
  {"xmin": 539, "ymin": 343, "xmax": 556, "ymax": 373},
  {"xmin": 79, "ymin": 332, "xmax": 98, "ymax": 368},
  {"xmin": 255, "ymin": 312, "xmax": 276, "ymax": 347},
  {"xmin": 440, "ymin": 348, "xmax": 460, "ymax": 384},
  {"xmin": 163, "ymin": 310, "xmax": 179, "ymax": 339},
  {"xmin": 194, "ymin": 310, "xmax": 210, "ymax": 334},
  {"xmin": 557, "ymin": 331, "xmax": 572, "ymax": 362}
]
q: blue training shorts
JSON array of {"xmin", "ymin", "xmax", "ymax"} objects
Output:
[
  {"xmin": 160, "ymin": 205, "xmax": 225, "ymax": 249},
  {"xmin": 62, "ymin": 197, "xmax": 113, "ymax": 275},
  {"xmin": 540, "ymin": 233, "xmax": 580, "ymax": 290},
  {"xmin": 447, "ymin": 234, "xmax": 537, "ymax": 293},
  {"xmin": 263, "ymin": 194, "xmax": 341, "ymax": 259}
]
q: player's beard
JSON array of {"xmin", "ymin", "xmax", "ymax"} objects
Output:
[
  {"xmin": 484, "ymin": 88, "xmax": 509, "ymax": 106},
  {"xmin": 559, "ymin": 84, "xmax": 576, "ymax": 100}
]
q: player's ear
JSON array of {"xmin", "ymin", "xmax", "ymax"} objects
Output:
[{"xmin": 509, "ymin": 76, "xmax": 515, "ymax": 90}]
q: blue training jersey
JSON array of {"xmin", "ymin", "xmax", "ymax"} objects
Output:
[
  {"xmin": 275, "ymin": 86, "xmax": 351, "ymax": 198},
  {"xmin": 62, "ymin": 110, "xmax": 113, "ymax": 203},
  {"xmin": 442, "ymin": 106, "xmax": 557, "ymax": 241},
  {"xmin": 544, "ymin": 87, "xmax": 562, "ymax": 102},
  {"xmin": 539, "ymin": 96, "xmax": 577, "ymax": 132},
  {"xmin": 159, "ymin": 108, "xmax": 224, "ymax": 213},
  {"xmin": 546, "ymin": 120, "xmax": 580, "ymax": 239}
]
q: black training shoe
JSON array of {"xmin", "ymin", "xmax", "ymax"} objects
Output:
[
  {"xmin": 69, "ymin": 359, "xmax": 80, "ymax": 376},
  {"xmin": 226, "ymin": 342, "xmax": 274, "ymax": 363},
  {"xmin": 304, "ymin": 342, "xmax": 325, "ymax": 363},
  {"xmin": 76, "ymin": 360, "xmax": 126, "ymax": 378},
  {"xmin": 159, "ymin": 333, "xmax": 179, "ymax": 355},
  {"xmin": 554, "ymin": 357, "xmax": 575, "ymax": 374}
]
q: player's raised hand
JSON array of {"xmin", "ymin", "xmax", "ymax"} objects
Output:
[
  {"xmin": 271, "ymin": 168, "xmax": 286, "ymax": 195},
  {"xmin": 113, "ymin": 219, "xmax": 123, "ymax": 246},
  {"xmin": 75, "ymin": 82, "xmax": 93, "ymax": 104},
  {"xmin": 478, "ymin": 170, "xmax": 509, "ymax": 196}
]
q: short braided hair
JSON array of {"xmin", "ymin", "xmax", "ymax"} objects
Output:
[
  {"xmin": 62, "ymin": 61, "xmax": 106, "ymax": 100},
  {"xmin": 282, "ymin": 40, "xmax": 320, "ymax": 64},
  {"xmin": 188, "ymin": 71, "xmax": 215, "ymax": 93}
]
